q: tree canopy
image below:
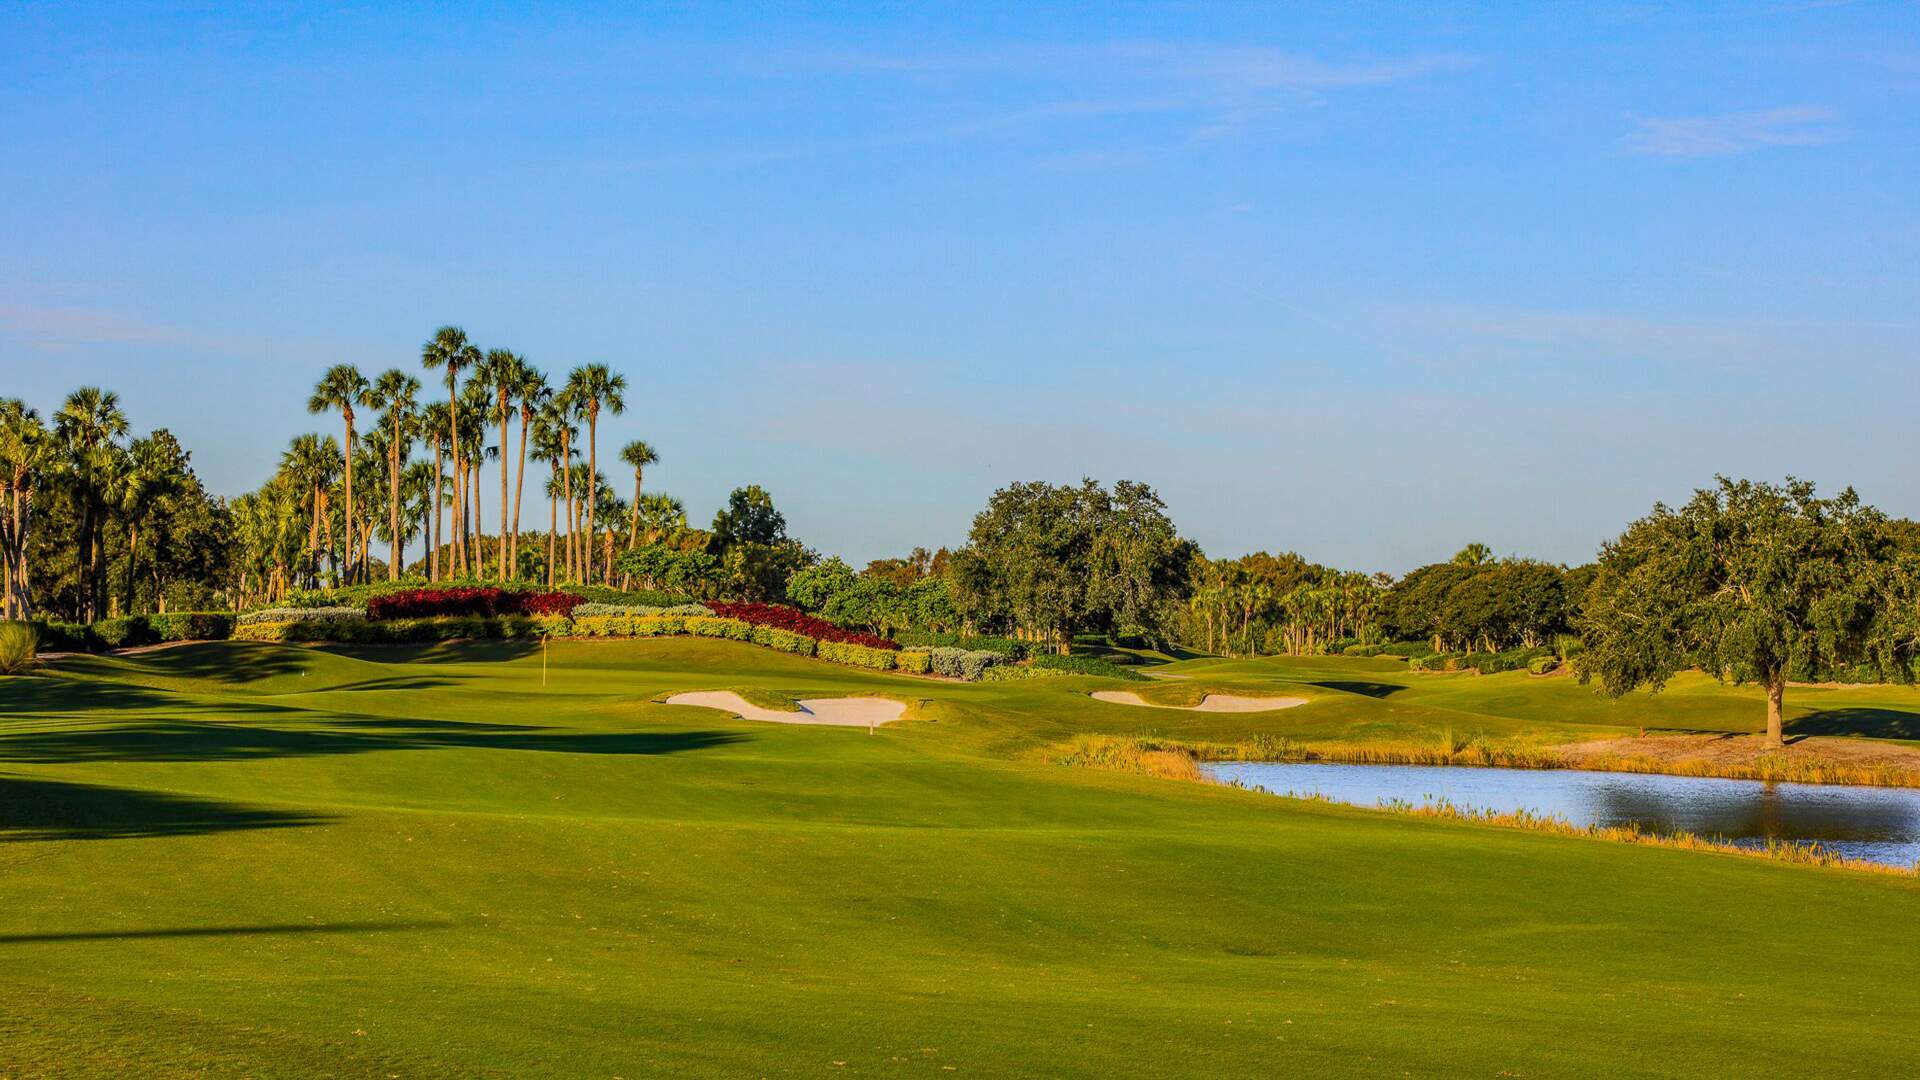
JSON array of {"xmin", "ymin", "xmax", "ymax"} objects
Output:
[{"xmin": 1579, "ymin": 477, "xmax": 1917, "ymax": 746}]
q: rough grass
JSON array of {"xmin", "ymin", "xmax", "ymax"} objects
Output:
[
  {"xmin": 0, "ymin": 620, "xmax": 35, "ymax": 675},
  {"xmin": 4, "ymin": 640, "xmax": 1920, "ymax": 1076}
]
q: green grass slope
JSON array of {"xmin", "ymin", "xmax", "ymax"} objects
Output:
[{"xmin": 2, "ymin": 640, "xmax": 1918, "ymax": 1077}]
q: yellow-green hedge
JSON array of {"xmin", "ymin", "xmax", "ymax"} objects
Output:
[
  {"xmin": 817, "ymin": 641, "xmax": 897, "ymax": 670},
  {"xmin": 895, "ymin": 650, "xmax": 931, "ymax": 675}
]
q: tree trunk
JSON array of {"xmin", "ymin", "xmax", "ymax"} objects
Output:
[
  {"xmin": 124, "ymin": 522, "xmax": 139, "ymax": 614},
  {"xmin": 430, "ymin": 444, "xmax": 443, "ymax": 582},
  {"xmin": 560, "ymin": 430, "xmax": 575, "ymax": 583},
  {"xmin": 342, "ymin": 415, "xmax": 355, "ymax": 583},
  {"xmin": 547, "ymin": 481, "xmax": 558, "ymax": 588},
  {"xmin": 470, "ymin": 458, "xmax": 484, "ymax": 580},
  {"xmin": 388, "ymin": 430, "xmax": 402, "ymax": 580},
  {"xmin": 1765, "ymin": 678, "xmax": 1787, "ymax": 748},
  {"xmin": 498, "ymin": 399, "xmax": 510, "ymax": 581},
  {"xmin": 584, "ymin": 409, "xmax": 599, "ymax": 583},
  {"xmin": 511, "ymin": 409, "xmax": 530, "ymax": 580}
]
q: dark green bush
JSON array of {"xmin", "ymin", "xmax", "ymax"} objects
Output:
[
  {"xmin": 90, "ymin": 616, "xmax": 158, "ymax": 649},
  {"xmin": 150, "ymin": 612, "xmax": 235, "ymax": 641},
  {"xmin": 1028, "ymin": 654, "xmax": 1149, "ymax": 681},
  {"xmin": 31, "ymin": 621, "xmax": 89, "ymax": 652},
  {"xmin": 1381, "ymin": 641, "xmax": 1438, "ymax": 659},
  {"xmin": 893, "ymin": 630, "xmax": 1028, "ymax": 659}
]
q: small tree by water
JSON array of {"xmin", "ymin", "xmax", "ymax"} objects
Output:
[{"xmin": 1579, "ymin": 477, "xmax": 1915, "ymax": 747}]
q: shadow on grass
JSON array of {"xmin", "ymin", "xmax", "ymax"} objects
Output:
[
  {"xmin": 55, "ymin": 642, "xmax": 318, "ymax": 686},
  {"xmin": 1789, "ymin": 708, "xmax": 1920, "ymax": 741},
  {"xmin": 320, "ymin": 640, "xmax": 539, "ymax": 665},
  {"xmin": 0, "ymin": 676, "xmax": 302, "ymax": 718},
  {"xmin": 0, "ymin": 774, "xmax": 329, "ymax": 842},
  {"xmin": 0, "ymin": 720, "xmax": 748, "ymax": 764},
  {"xmin": 1311, "ymin": 680, "xmax": 1407, "ymax": 699},
  {"xmin": 0, "ymin": 920, "xmax": 453, "ymax": 944}
]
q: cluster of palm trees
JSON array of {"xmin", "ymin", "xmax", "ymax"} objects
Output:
[
  {"xmin": 234, "ymin": 326, "xmax": 680, "ymax": 604},
  {"xmin": 1187, "ymin": 563, "xmax": 1386, "ymax": 657},
  {"xmin": 1, "ymin": 389, "xmax": 198, "ymax": 621}
]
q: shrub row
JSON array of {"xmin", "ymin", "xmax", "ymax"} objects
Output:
[
  {"xmin": 367, "ymin": 586, "xmax": 582, "ymax": 619},
  {"xmin": 569, "ymin": 602, "xmax": 712, "ymax": 619},
  {"xmin": 891, "ymin": 630, "xmax": 1029, "ymax": 659},
  {"xmin": 980, "ymin": 664, "xmax": 1066, "ymax": 682},
  {"xmin": 817, "ymin": 641, "xmax": 899, "ymax": 670},
  {"xmin": 1341, "ymin": 643, "xmax": 1386, "ymax": 658},
  {"xmin": 282, "ymin": 578, "xmax": 692, "ymax": 611},
  {"xmin": 1028, "ymin": 654, "xmax": 1151, "ymax": 681},
  {"xmin": 32, "ymin": 612, "xmax": 238, "ymax": 651},
  {"xmin": 706, "ymin": 602, "xmax": 898, "ymax": 650},
  {"xmin": 238, "ymin": 606, "xmax": 366, "ymax": 626}
]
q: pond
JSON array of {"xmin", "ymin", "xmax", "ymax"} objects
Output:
[{"xmin": 1205, "ymin": 761, "xmax": 1920, "ymax": 868}]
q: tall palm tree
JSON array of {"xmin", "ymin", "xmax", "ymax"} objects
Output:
[
  {"xmin": 399, "ymin": 459, "xmax": 436, "ymax": 571},
  {"xmin": 281, "ymin": 434, "xmax": 341, "ymax": 589},
  {"xmin": 307, "ymin": 364, "xmax": 371, "ymax": 584},
  {"xmin": 480, "ymin": 349, "xmax": 525, "ymax": 580},
  {"xmin": 0, "ymin": 399, "xmax": 51, "ymax": 620},
  {"xmin": 457, "ymin": 378, "xmax": 494, "ymax": 579},
  {"xmin": 563, "ymin": 364, "xmax": 626, "ymax": 583},
  {"xmin": 54, "ymin": 387, "xmax": 129, "ymax": 621},
  {"xmin": 421, "ymin": 326, "xmax": 480, "ymax": 575},
  {"xmin": 364, "ymin": 369, "xmax": 420, "ymax": 580},
  {"xmin": 618, "ymin": 440, "xmax": 658, "ymax": 587},
  {"xmin": 530, "ymin": 405, "xmax": 571, "ymax": 587},
  {"xmin": 540, "ymin": 392, "xmax": 582, "ymax": 582},
  {"xmin": 114, "ymin": 430, "xmax": 187, "ymax": 613},
  {"xmin": 507, "ymin": 362, "xmax": 550, "ymax": 578},
  {"xmin": 419, "ymin": 402, "xmax": 451, "ymax": 580}
]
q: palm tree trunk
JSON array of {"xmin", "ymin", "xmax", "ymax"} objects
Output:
[
  {"xmin": 546, "ymin": 475, "xmax": 558, "ymax": 588},
  {"xmin": 585, "ymin": 411, "xmax": 599, "ymax": 583},
  {"xmin": 307, "ymin": 486, "xmax": 321, "ymax": 589},
  {"xmin": 497, "ymin": 401, "xmax": 510, "ymax": 581},
  {"xmin": 623, "ymin": 469, "xmax": 642, "ymax": 588},
  {"xmin": 123, "ymin": 522, "xmax": 139, "ymax": 614},
  {"xmin": 342, "ymin": 416, "xmax": 355, "ymax": 584},
  {"xmin": 560, "ymin": 434, "xmax": 576, "ymax": 583},
  {"xmin": 511, "ymin": 409, "xmax": 530, "ymax": 579},
  {"xmin": 470, "ymin": 458, "xmax": 484, "ymax": 579},
  {"xmin": 447, "ymin": 386, "xmax": 463, "ymax": 579},
  {"xmin": 388, "ymin": 432, "xmax": 402, "ymax": 580},
  {"xmin": 430, "ymin": 443, "xmax": 443, "ymax": 581}
]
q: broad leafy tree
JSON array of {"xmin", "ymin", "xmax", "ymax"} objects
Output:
[{"xmin": 1579, "ymin": 477, "xmax": 1913, "ymax": 747}]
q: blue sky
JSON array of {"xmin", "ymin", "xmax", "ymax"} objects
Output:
[{"xmin": 3, "ymin": 2, "xmax": 1916, "ymax": 572}]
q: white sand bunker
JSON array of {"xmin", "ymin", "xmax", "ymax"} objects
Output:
[
  {"xmin": 665, "ymin": 691, "xmax": 905, "ymax": 727},
  {"xmin": 1091, "ymin": 690, "xmax": 1307, "ymax": 713}
]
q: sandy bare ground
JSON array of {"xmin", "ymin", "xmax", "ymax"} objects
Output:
[
  {"xmin": 1091, "ymin": 690, "xmax": 1307, "ymax": 713},
  {"xmin": 664, "ymin": 691, "xmax": 905, "ymax": 727},
  {"xmin": 1558, "ymin": 732, "xmax": 1920, "ymax": 772}
]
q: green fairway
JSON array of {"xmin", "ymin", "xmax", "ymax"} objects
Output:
[{"xmin": 4, "ymin": 639, "xmax": 1920, "ymax": 1077}]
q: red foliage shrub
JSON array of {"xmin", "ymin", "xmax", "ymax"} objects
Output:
[
  {"xmin": 707, "ymin": 602, "xmax": 900, "ymax": 650},
  {"xmin": 369, "ymin": 587, "xmax": 582, "ymax": 620},
  {"xmin": 521, "ymin": 591, "xmax": 583, "ymax": 616}
]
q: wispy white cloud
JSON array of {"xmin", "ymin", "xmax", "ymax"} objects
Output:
[
  {"xmin": 1623, "ymin": 106, "xmax": 1841, "ymax": 157},
  {"xmin": 775, "ymin": 42, "xmax": 1476, "ymax": 149}
]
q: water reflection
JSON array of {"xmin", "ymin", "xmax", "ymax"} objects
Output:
[{"xmin": 1207, "ymin": 762, "xmax": 1920, "ymax": 868}]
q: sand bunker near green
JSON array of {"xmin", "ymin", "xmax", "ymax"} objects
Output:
[
  {"xmin": 1090, "ymin": 690, "xmax": 1308, "ymax": 713},
  {"xmin": 665, "ymin": 691, "xmax": 906, "ymax": 727}
]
